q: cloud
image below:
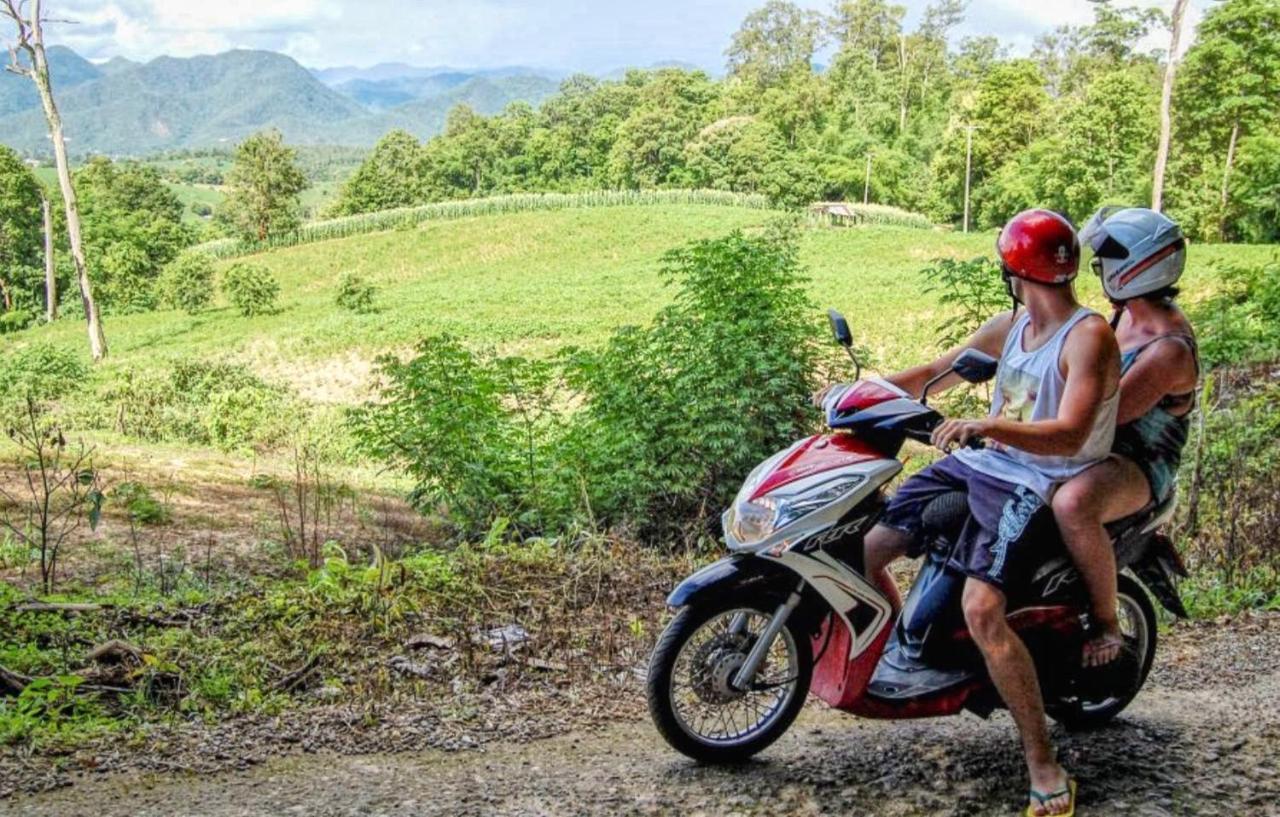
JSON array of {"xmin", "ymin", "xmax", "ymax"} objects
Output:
[{"xmin": 32, "ymin": 0, "xmax": 1207, "ymax": 71}]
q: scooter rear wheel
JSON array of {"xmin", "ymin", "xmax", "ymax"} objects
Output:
[
  {"xmin": 647, "ymin": 596, "xmax": 813, "ymax": 763},
  {"xmin": 1049, "ymin": 574, "xmax": 1158, "ymax": 730}
]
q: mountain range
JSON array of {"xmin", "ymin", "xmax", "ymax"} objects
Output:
[{"xmin": 0, "ymin": 47, "xmax": 561, "ymax": 157}]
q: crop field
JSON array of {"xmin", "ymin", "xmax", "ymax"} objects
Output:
[{"xmin": 6, "ymin": 203, "xmax": 1274, "ymax": 403}]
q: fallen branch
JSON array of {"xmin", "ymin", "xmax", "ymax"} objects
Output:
[
  {"xmin": 14, "ymin": 602, "xmax": 107, "ymax": 614},
  {"xmin": 0, "ymin": 663, "xmax": 31, "ymax": 696},
  {"xmin": 272, "ymin": 653, "xmax": 322, "ymax": 693}
]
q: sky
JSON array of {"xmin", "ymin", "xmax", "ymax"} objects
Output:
[{"xmin": 43, "ymin": 0, "xmax": 1206, "ymax": 73}]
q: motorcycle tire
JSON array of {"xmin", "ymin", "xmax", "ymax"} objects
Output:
[
  {"xmin": 647, "ymin": 596, "xmax": 813, "ymax": 764},
  {"xmin": 1050, "ymin": 574, "xmax": 1158, "ymax": 731}
]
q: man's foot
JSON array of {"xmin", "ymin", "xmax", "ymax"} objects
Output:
[
  {"xmin": 1083, "ymin": 619, "xmax": 1124, "ymax": 668},
  {"xmin": 1027, "ymin": 763, "xmax": 1074, "ymax": 816}
]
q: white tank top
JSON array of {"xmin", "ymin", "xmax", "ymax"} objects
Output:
[{"xmin": 954, "ymin": 307, "xmax": 1118, "ymax": 500}]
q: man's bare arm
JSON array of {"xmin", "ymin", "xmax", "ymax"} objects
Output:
[
  {"xmin": 977, "ymin": 317, "xmax": 1121, "ymax": 456},
  {"xmin": 885, "ymin": 309, "xmax": 1017, "ymax": 399}
]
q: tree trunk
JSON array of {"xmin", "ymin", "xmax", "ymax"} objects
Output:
[
  {"xmin": 1219, "ymin": 117, "xmax": 1240, "ymax": 241},
  {"xmin": 0, "ymin": 276, "xmax": 10, "ymax": 310},
  {"xmin": 25, "ymin": 1, "xmax": 105, "ymax": 358},
  {"xmin": 1151, "ymin": 0, "xmax": 1188, "ymax": 213},
  {"xmin": 42, "ymin": 195, "xmax": 55, "ymax": 321},
  {"xmin": 897, "ymin": 35, "xmax": 909, "ymax": 135}
]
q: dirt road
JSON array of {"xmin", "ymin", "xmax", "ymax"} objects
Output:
[{"xmin": 7, "ymin": 615, "xmax": 1279, "ymax": 817}]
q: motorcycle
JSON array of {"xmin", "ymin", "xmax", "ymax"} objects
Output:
[{"xmin": 646, "ymin": 309, "xmax": 1189, "ymax": 763}]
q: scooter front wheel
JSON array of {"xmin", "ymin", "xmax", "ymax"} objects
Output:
[{"xmin": 647, "ymin": 597, "xmax": 813, "ymax": 763}]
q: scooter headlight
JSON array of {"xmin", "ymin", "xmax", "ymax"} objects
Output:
[{"xmin": 728, "ymin": 476, "xmax": 865, "ymax": 547}]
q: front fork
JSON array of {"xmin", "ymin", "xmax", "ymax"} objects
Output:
[{"xmin": 730, "ymin": 581, "xmax": 805, "ymax": 691}]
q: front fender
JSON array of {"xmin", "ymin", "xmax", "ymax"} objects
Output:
[{"xmin": 666, "ymin": 555, "xmax": 796, "ymax": 609}]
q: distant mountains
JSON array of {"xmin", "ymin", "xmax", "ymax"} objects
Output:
[{"xmin": 0, "ymin": 47, "xmax": 562, "ymax": 157}]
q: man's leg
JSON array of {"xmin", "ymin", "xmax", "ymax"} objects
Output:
[
  {"xmin": 863, "ymin": 524, "xmax": 913, "ymax": 611},
  {"xmin": 962, "ymin": 578, "xmax": 1071, "ymax": 816},
  {"xmin": 1052, "ymin": 457, "xmax": 1151, "ymax": 667}
]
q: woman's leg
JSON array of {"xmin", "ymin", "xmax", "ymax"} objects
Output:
[{"xmin": 1052, "ymin": 457, "xmax": 1151, "ymax": 667}]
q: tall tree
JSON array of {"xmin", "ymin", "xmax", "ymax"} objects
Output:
[
  {"xmin": 726, "ymin": 0, "xmax": 823, "ymax": 91},
  {"xmin": 333, "ymin": 129, "xmax": 424, "ymax": 215},
  {"xmin": 2, "ymin": 0, "xmax": 106, "ymax": 358},
  {"xmin": 218, "ymin": 129, "xmax": 308, "ymax": 243},
  {"xmin": 0, "ymin": 144, "xmax": 42, "ymax": 312},
  {"xmin": 1177, "ymin": 0, "xmax": 1280, "ymax": 238},
  {"xmin": 1152, "ymin": 0, "xmax": 1190, "ymax": 212}
]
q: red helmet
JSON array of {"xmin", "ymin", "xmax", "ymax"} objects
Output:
[{"xmin": 997, "ymin": 209, "xmax": 1079, "ymax": 285}]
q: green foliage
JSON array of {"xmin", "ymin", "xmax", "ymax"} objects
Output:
[
  {"xmin": 331, "ymin": 130, "xmax": 424, "ymax": 216},
  {"xmin": 334, "ymin": 271, "xmax": 377, "ymax": 313},
  {"xmin": 157, "ymin": 252, "xmax": 216, "ymax": 314},
  {"xmin": 195, "ymin": 190, "xmax": 772, "ymax": 260},
  {"xmin": 920, "ymin": 256, "xmax": 1007, "ymax": 349},
  {"xmin": 356, "ymin": 224, "xmax": 819, "ymax": 538},
  {"xmin": 217, "ymin": 129, "xmax": 309, "ymax": 243},
  {"xmin": 76, "ymin": 157, "xmax": 195, "ymax": 312},
  {"xmin": 0, "ymin": 343, "xmax": 87, "ymax": 406},
  {"xmin": 0, "ymin": 145, "xmax": 44, "ymax": 311},
  {"xmin": 221, "ymin": 262, "xmax": 280, "ymax": 316},
  {"xmin": 1192, "ymin": 256, "xmax": 1280, "ymax": 366},
  {"xmin": 111, "ymin": 481, "xmax": 171, "ymax": 526}
]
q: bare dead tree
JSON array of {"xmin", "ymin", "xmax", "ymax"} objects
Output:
[
  {"xmin": 1, "ymin": 0, "xmax": 105, "ymax": 359},
  {"xmin": 0, "ymin": 398, "xmax": 103, "ymax": 594},
  {"xmin": 1151, "ymin": 0, "xmax": 1189, "ymax": 213}
]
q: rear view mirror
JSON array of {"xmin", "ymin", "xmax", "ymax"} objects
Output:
[
  {"xmin": 952, "ymin": 349, "xmax": 999, "ymax": 384},
  {"xmin": 827, "ymin": 309, "xmax": 853, "ymax": 348}
]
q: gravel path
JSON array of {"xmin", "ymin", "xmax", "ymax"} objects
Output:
[{"xmin": 7, "ymin": 614, "xmax": 1279, "ymax": 817}]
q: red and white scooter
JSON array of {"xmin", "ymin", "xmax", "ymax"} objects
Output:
[{"xmin": 647, "ymin": 310, "xmax": 1187, "ymax": 763}]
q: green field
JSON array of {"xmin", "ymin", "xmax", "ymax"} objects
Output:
[{"xmin": 5, "ymin": 203, "xmax": 1274, "ymax": 402}]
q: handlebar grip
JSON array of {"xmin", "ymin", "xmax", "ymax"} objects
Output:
[{"xmin": 964, "ymin": 436, "xmax": 986, "ymax": 450}]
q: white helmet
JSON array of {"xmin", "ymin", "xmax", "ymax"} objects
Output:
[{"xmin": 1079, "ymin": 207, "xmax": 1186, "ymax": 301}]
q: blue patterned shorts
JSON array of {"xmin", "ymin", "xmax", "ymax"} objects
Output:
[{"xmin": 880, "ymin": 455, "xmax": 1054, "ymax": 592}]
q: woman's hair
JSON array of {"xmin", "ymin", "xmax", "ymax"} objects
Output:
[{"xmin": 1143, "ymin": 286, "xmax": 1181, "ymax": 303}]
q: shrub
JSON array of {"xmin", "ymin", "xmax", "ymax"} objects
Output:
[
  {"xmin": 0, "ymin": 343, "xmax": 87, "ymax": 407},
  {"xmin": 158, "ymin": 252, "xmax": 216, "ymax": 314},
  {"xmin": 335, "ymin": 271, "xmax": 377, "ymax": 314},
  {"xmin": 112, "ymin": 481, "xmax": 171, "ymax": 526},
  {"xmin": 0, "ymin": 309, "xmax": 35, "ymax": 334},
  {"xmin": 921, "ymin": 256, "xmax": 1008, "ymax": 349},
  {"xmin": 1193, "ymin": 257, "xmax": 1280, "ymax": 367},
  {"xmin": 221, "ymin": 262, "xmax": 280, "ymax": 316},
  {"xmin": 356, "ymin": 223, "xmax": 821, "ymax": 540}
]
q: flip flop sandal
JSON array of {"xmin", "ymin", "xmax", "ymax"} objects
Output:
[{"xmin": 1025, "ymin": 778, "xmax": 1076, "ymax": 817}]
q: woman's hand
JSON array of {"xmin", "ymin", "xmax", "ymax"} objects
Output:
[{"xmin": 931, "ymin": 418, "xmax": 990, "ymax": 453}]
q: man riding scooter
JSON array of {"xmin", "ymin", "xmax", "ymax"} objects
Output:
[{"xmin": 851, "ymin": 209, "xmax": 1121, "ymax": 817}]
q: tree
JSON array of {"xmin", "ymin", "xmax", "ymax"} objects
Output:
[
  {"xmin": 217, "ymin": 129, "xmax": 308, "ymax": 242},
  {"xmin": 607, "ymin": 70, "xmax": 718, "ymax": 189},
  {"xmin": 1152, "ymin": 0, "xmax": 1191, "ymax": 212},
  {"xmin": 2, "ymin": 0, "xmax": 107, "ymax": 359},
  {"xmin": 0, "ymin": 144, "xmax": 42, "ymax": 312},
  {"xmin": 1176, "ymin": 0, "xmax": 1280, "ymax": 238},
  {"xmin": 332, "ymin": 130, "xmax": 423, "ymax": 215},
  {"xmin": 76, "ymin": 157, "xmax": 192, "ymax": 311},
  {"xmin": 726, "ymin": 0, "xmax": 823, "ymax": 91}
]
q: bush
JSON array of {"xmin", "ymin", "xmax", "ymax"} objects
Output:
[
  {"xmin": 0, "ymin": 343, "xmax": 87, "ymax": 406},
  {"xmin": 221, "ymin": 262, "xmax": 280, "ymax": 316},
  {"xmin": 1193, "ymin": 257, "xmax": 1280, "ymax": 367},
  {"xmin": 158, "ymin": 253, "xmax": 216, "ymax": 314},
  {"xmin": 335, "ymin": 272, "xmax": 377, "ymax": 314},
  {"xmin": 356, "ymin": 223, "xmax": 821, "ymax": 539},
  {"xmin": 0, "ymin": 309, "xmax": 35, "ymax": 334}
]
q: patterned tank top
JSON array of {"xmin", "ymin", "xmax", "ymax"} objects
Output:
[
  {"xmin": 955, "ymin": 307, "xmax": 1119, "ymax": 500},
  {"xmin": 1112, "ymin": 334, "xmax": 1199, "ymax": 503}
]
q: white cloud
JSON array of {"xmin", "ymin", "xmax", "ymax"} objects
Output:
[{"xmin": 33, "ymin": 0, "xmax": 1210, "ymax": 71}]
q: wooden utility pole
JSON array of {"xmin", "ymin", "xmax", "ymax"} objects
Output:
[
  {"xmin": 962, "ymin": 124, "xmax": 977, "ymax": 234},
  {"xmin": 1152, "ymin": 0, "xmax": 1189, "ymax": 213},
  {"xmin": 41, "ymin": 194, "xmax": 54, "ymax": 321},
  {"xmin": 3, "ymin": 0, "xmax": 106, "ymax": 358},
  {"xmin": 863, "ymin": 153, "xmax": 873, "ymax": 204}
]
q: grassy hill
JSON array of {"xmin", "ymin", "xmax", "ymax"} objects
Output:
[{"xmin": 5, "ymin": 204, "xmax": 1271, "ymax": 404}]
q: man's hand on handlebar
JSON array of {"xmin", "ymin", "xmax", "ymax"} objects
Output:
[{"xmin": 931, "ymin": 418, "xmax": 990, "ymax": 453}]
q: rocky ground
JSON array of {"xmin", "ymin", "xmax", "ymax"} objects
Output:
[{"xmin": 4, "ymin": 612, "xmax": 1278, "ymax": 817}]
